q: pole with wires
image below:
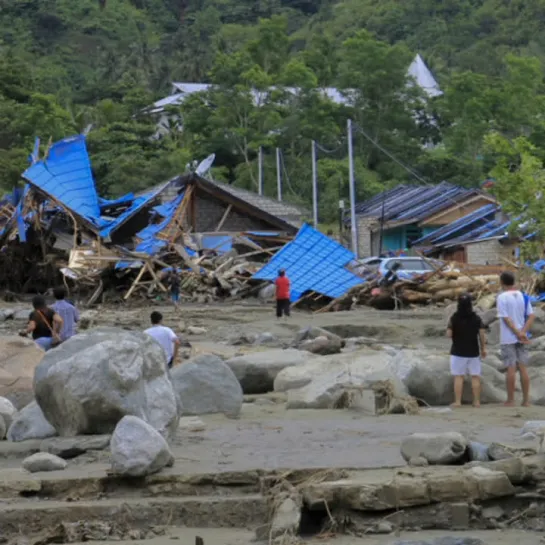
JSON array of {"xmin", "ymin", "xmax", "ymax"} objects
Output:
[
  {"xmin": 276, "ymin": 148, "xmax": 282, "ymax": 202},
  {"xmin": 347, "ymin": 119, "xmax": 358, "ymax": 256},
  {"xmin": 311, "ymin": 140, "xmax": 318, "ymax": 228},
  {"xmin": 258, "ymin": 146, "xmax": 263, "ymax": 196}
]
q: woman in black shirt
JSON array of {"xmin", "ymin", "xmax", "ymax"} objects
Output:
[
  {"xmin": 447, "ymin": 293, "xmax": 487, "ymax": 408},
  {"xmin": 23, "ymin": 295, "xmax": 63, "ymax": 351}
]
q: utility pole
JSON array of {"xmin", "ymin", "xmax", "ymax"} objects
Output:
[
  {"xmin": 276, "ymin": 147, "xmax": 282, "ymax": 202},
  {"xmin": 347, "ymin": 119, "xmax": 358, "ymax": 256},
  {"xmin": 311, "ymin": 140, "xmax": 318, "ymax": 228},
  {"xmin": 258, "ymin": 146, "xmax": 263, "ymax": 196}
]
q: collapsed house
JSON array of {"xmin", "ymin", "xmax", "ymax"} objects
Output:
[{"xmin": 0, "ymin": 134, "xmax": 310, "ymax": 303}]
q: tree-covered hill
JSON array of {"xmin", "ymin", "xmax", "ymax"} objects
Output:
[{"xmin": 2, "ymin": 0, "xmax": 545, "ymax": 222}]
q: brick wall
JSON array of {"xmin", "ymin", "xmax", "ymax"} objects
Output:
[
  {"xmin": 193, "ymin": 194, "xmax": 272, "ymax": 232},
  {"xmin": 466, "ymin": 240, "xmax": 516, "ymax": 265},
  {"xmin": 356, "ymin": 217, "xmax": 379, "ymax": 257}
]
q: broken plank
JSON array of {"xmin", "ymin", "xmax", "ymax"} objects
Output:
[
  {"xmin": 215, "ymin": 204, "xmax": 232, "ymax": 232},
  {"xmin": 124, "ymin": 264, "xmax": 148, "ymax": 300},
  {"xmin": 173, "ymin": 244, "xmax": 201, "ymax": 274}
]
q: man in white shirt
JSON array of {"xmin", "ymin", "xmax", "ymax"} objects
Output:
[
  {"xmin": 144, "ymin": 311, "xmax": 180, "ymax": 369},
  {"xmin": 497, "ymin": 271, "xmax": 535, "ymax": 407}
]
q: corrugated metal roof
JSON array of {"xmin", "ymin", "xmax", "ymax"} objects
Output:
[
  {"xmin": 412, "ymin": 204, "xmax": 498, "ymax": 246},
  {"xmin": 253, "ymin": 224, "xmax": 364, "ymax": 301},
  {"xmin": 352, "ymin": 182, "xmax": 481, "ymax": 225},
  {"xmin": 22, "ymin": 135, "xmax": 100, "ymax": 221}
]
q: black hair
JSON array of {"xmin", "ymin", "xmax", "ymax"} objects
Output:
[
  {"xmin": 278, "ymin": 269, "xmax": 285, "ymax": 277},
  {"xmin": 150, "ymin": 311, "xmax": 163, "ymax": 325},
  {"xmin": 500, "ymin": 271, "xmax": 515, "ymax": 287},
  {"xmin": 32, "ymin": 295, "xmax": 46, "ymax": 310},
  {"xmin": 53, "ymin": 287, "xmax": 66, "ymax": 300},
  {"xmin": 456, "ymin": 293, "xmax": 474, "ymax": 317}
]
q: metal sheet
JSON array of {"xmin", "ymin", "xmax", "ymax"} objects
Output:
[{"xmin": 253, "ymin": 224, "xmax": 364, "ymax": 301}]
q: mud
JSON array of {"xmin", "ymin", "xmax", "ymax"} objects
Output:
[{"xmin": 1, "ymin": 302, "xmax": 544, "ymax": 544}]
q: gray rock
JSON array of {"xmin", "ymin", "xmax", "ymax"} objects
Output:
[
  {"xmin": 22, "ymin": 452, "xmax": 67, "ymax": 472},
  {"xmin": 7, "ymin": 401, "xmax": 56, "ymax": 442},
  {"xmin": 374, "ymin": 521, "xmax": 394, "ymax": 534},
  {"xmin": 408, "ymin": 456, "xmax": 428, "ymax": 467},
  {"xmin": 529, "ymin": 336, "xmax": 545, "ymax": 352},
  {"xmin": 487, "ymin": 442, "xmax": 514, "ymax": 461},
  {"xmin": 170, "ymin": 354, "xmax": 243, "ymax": 418},
  {"xmin": 226, "ymin": 349, "xmax": 312, "ymax": 394},
  {"xmin": 228, "ymin": 333, "xmax": 256, "ymax": 346},
  {"xmin": 0, "ymin": 308, "xmax": 15, "ymax": 321},
  {"xmin": 0, "ymin": 397, "xmax": 17, "ymax": 435},
  {"xmin": 294, "ymin": 326, "xmax": 345, "ymax": 348},
  {"xmin": 187, "ymin": 326, "xmax": 207, "ymax": 335},
  {"xmin": 399, "ymin": 349, "xmax": 511, "ymax": 405},
  {"xmin": 528, "ymin": 351, "xmax": 545, "ymax": 367},
  {"xmin": 33, "ymin": 328, "xmax": 179, "ymax": 439},
  {"xmin": 110, "ymin": 415, "xmax": 174, "ymax": 477},
  {"xmin": 270, "ymin": 497, "xmax": 301, "ymax": 539},
  {"xmin": 400, "ymin": 432, "xmax": 467, "ymax": 465},
  {"xmin": 253, "ymin": 332, "xmax": 277, "ymax": 346},
  {"xmin": 521, "ymin": 420, "xmax": 545, "ymax": 434},
  {"xmin": 258, "ymin": 284, "xmax": 276, "ymax": 301},
  {"xmin": 299, "ymin": 336, "xmax": 343, "ymax": 355},
  {"xmin": 0, "ymin": 415, "xmax": 6, "ymax": 441},
  {"xmin": 467, "ymin": 441, "xmax": 490, "ymax": 462},
  {"xmin": 481, "ymin": 308, "xmax": 497, "ymax": 327},
  {"xmin": 13, "ymin": 309, "xmax": 30, "ymax": 321},
  {"xmin": 482, "ymin": 505, "xmax": 504, "ymax": 520},
  {"xmin": 40, "ymin": 435, "xmax": 111, "ymax": 459}
]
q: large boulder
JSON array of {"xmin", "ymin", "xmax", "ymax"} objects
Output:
[
  {"xmin": 396, "ymin": 349, "xmax": 513, "ymax": 405},
  {"xmin": 400, "ymin": 432, "xmax": 468, "ymax": 465},
  {"xmin": 33, "ymin": 328, "xmax": 179, "ymax": 439},
  {"xmin": 0, "ymin": 336, "xmax": 44, "ymax": 408},
  {"xmin": 299, "ymin": 336, "xmax": 343, "ymax": 355},
  {"xmin": 7, "ymin": 400, "xmax": 56, "ymax": 442},
  {"xmin": 22, "ymin": 452, "xmax": 67, "ymax": 473},
  {"xmin": 226, "ymin": 349, "xmax": 312, "ymax": 394},
  {"xmin": 0, "ymin": 397, "xmax": 17, "ymax": 436},
  {"xmin": 170, "ymin": 354, "xmax": 243, "ymax": 418},
  {"xmin": 110, "ymin": 415, "xmax": 174, "ymax": 477}
]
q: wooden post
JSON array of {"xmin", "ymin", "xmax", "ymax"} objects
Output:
[
  {"xmin": 215, "ymin": 204, "xmax": 232, "ymax": 232},
  {"xmin": 124, "ymin": 265, "xmax": 147, "ymax": 300}
]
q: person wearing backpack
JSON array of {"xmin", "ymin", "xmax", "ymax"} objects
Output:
[
  {"xmin": 20, "ymin": 295, "xmax": 63, "ymax": 351},
  {"xmin": 497, "ymin": 271, "xmax": 535, "ymax": 407}
]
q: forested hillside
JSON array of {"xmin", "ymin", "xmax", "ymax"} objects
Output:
[{"xmin": 2, "ymin": 0, "xmax": 545, "ymax": 222}]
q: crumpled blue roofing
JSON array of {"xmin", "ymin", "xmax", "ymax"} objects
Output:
[
  {"xmin": 201, "ymin": 235, "xmax": 232, "ymax": 253},
  {"xmin": 22, "ymin": 135, "xmax": 100, "ymax": 221},
  {"xmin": 99, "ymin": 193, "xmax": 135, "ymax": 210},
  {"xmin": 253, "ymin": 224, "xmax": 364, "ymax": 301}
]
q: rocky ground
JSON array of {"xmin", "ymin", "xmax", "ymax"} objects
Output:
[{"xmin": 1, "ymin": 300, "xmax": 545, "ymax": 545}]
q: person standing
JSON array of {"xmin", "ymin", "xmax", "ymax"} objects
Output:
[
  {"xmin": 167, "ymin": 270, "xmax": 181, "ymax": 308},
  {"xmin": 22, "ymin": 295, "xmax": 63, "ymax": 351},
  {"xmin": 51, "ymin": 287, "xmax": 79, "ymax": 342},
  {"xmin": 447, "ymin": 294, "xmax": 486, "ymax": 408},
  {"xmin": 497, "ymin": 271, "xmax": 534, "ymax": 407},
  {"xmin": 275, "ymin": 269, "xmax": 291, "ymax": 319},
  {"xmin": 144, "ymin": 311, "xmax": 180, "ymax": 369}
]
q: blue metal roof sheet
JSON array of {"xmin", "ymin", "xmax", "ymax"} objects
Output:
[
  {"xmin": 252, "ymin": 224, "xmax": 364, "ymax": 301},
  {"xmin": 22, "ymin": 135, "xmax": 100, "ymax": 221},
  {"xmin": 201, "ymin": 235, "xmax": 232, "ymax": 254}
]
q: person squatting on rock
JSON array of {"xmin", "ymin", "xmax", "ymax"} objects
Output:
[
  {"xmin": 51, "ymin": 287, "xmax": 79, "ymax": 342},
  {"xmin": 144, "ymin": 311, "xmax": 180, "ymax": 369},
  {"xmin": 497, "ymin": 271, "xmax": 534, "ymax": 407},
  {"xmin": 21, "ymin": 295, "xmax": 63, "ymax": 351},
  {"xmin": 275, "ymin": 269, "xmax": 291, "ymax": 319},
  {"xmin": 447, "ymin": 293, "xmax": 486, "ymax": 408}
]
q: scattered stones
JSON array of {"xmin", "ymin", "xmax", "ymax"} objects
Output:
[
  {"xmin": 110, "ymin": 415, "xmax": 174, "ymax": 477},
  {"xmin": 7, "ymin": 400, "xmax": 56, "ymax": 442},
  {"xmin": 400, "ymin": 432, "xmax": 467, "ymax": 465},
  {"xmin": 299, "ymin": 335, "xmax": 343, "ymax": 355},
  {"xmin": 0, "ymin": 397, "xmax": 17, "ymax": 435},
  {"xmin": 22, "ymin": 452, "xmax": 67, "ymax": 472},
  {"xmin": 178, "ymin": 416, "xmax": 206, "ymax": 432},
  {"xmin": 226, "ymin": 349, "xmax": 312, "ymax": 394},
  {"xmin": 269, "ymin": 496, "xmax": 301, "ymax": 539},
  {"xmin": 0, "ymin": 336, "xmax": 44, "ymax": 405},
  {"xmin": 187, "ymin": 326, "xmax": 207, "ymax": 335},
  {"xmin": 170, "ymin": 354, "xmax": 243, "ymax": 418},
  {"xmin": 33, "ymin": 328, "xmax": 179, "ymax": 439},
  {"xmin": 40, "ymin": 435, "xmax": 111, "ymax": 459},
  {"xmin": 467, "ymin": 441, "xmax": 490, "ymax": 462},
  {"xmin": 408, "ymin": 456, "xmax": 429, "ymax": 467}
]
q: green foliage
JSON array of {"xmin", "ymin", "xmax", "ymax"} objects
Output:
[{"xmin": 1, "ymin": 0, "xmax": 545, "ymax": 231}]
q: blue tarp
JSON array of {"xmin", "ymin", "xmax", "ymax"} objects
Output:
[
  {"xmin": 201, "ymin": 235, "xmax": 232, "ymax": 254},
  {"xmin": 253, "ymin": 224, "xmax": 364, "ymax": 301},
  {"xmin": 22, "ymin": 135, "xmax": 100, "ymax": 221}
]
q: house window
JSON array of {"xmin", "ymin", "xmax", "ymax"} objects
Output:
[{"xmin": 405, "ymin": 225, "xmax": 423, "ymax": 245}]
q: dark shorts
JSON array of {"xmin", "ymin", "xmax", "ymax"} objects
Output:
[
  {"xmin": 501, "ymin": 343, "xmax": 529, "ymax": 367},
  {"xmin": 171, "ymin": 291, "xmax": 180, "ymax": 303},
  {"xmin": 167, "ymin": 358, "xmax": 174, "ymax": 369}
]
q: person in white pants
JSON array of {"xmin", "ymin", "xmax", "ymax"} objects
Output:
[{"xmin": 447, "ymin": 294, "xmax": 487, "ymax": 408}]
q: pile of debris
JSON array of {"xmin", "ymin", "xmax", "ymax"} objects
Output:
[
  {"xmin": 320, "ymin": 266, "xmax": 503, "ymax": 312},
  {"xmin": 0, "ymin": 135, "xmax": 296, "ymax": 304}
]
